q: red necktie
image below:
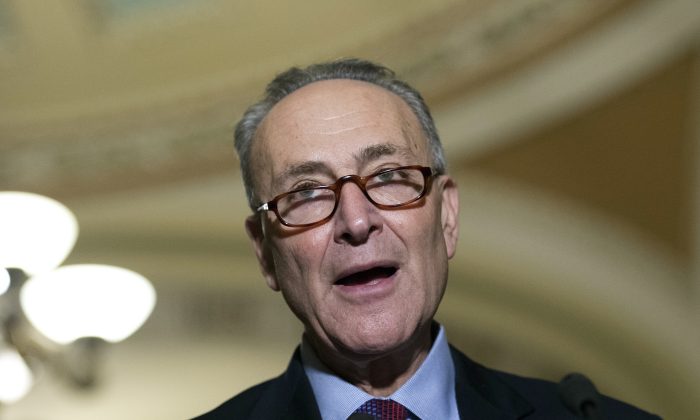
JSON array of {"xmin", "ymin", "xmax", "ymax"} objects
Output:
[{"xmin": 352, "ymin": 398, "xmax": 410, "ymax": 420}]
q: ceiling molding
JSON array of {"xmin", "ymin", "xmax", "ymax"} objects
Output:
[
  {"xmin": 436, "ymin": 0, "xmax": 700, "ymax": 160},
  {"xmin": 1, "ymin": 0, "xmax": 636, "ymax": 199}
]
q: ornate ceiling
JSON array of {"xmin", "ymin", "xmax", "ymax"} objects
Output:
[{"xmin": 2, "ymin": 0, "xmax": 633, "ymax": 198}]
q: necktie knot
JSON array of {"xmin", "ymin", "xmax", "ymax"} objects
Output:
[{"xmin": 352, "ymin": 398, "xmax": 409, "ymax": 420}]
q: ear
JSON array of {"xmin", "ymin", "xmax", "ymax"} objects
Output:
[
  {"xmin": 245, "ymin": 214, "xmax": 280, "ymax": 291},
  {"xmin": 439, "ymin": 176, "xmax": 460, "ymax": 259}
]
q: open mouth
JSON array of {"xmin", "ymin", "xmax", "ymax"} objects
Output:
[{"xmin": 334, "ymin": 266, "xmax": 398, "ymax": 286}]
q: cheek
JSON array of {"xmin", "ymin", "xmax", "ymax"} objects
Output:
[
  {"xmin": 408, "ymin": 202, "xmax": 444, "ymax": 246},
  {"xmin": 270, "ymin": 228, "xmax": 331, "ymax": 284},
  {"xmin": 270, "ymin": 241, "xmax": 313, "ymax": 320},
  {"xmin": 269, "ymin": 231, "xmax": 332, "ymax": 325},
  {"xmin": 405, "ymin": 202, "xmax": 449, "ymax": 284}
]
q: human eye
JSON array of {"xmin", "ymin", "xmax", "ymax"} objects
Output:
[
  {"xmin": 286, "ymin": 183, "xmax": 326, "ymax": 203},
  {"xmin": 376, "ymin": 171, "xmax": 395, "ymax": 182},
  {"xmin": 369, "ymin": 167, "xmax": 423, "ymax": 192},
  {"xmin": 295, "ymin": 188, "xmax": 319, "ymax": 199},
  {"xmin": 366, "ymin": 167, "xmax": 424, "ymax": 206},
  {"xmin": 374, "ymin": 167, "xmax": 408, "ymax": 183},
  {"xmin": 278, "ymin": 185, "xmax": 334, "ymax": 220}
]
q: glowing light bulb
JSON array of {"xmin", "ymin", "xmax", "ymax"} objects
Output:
[
  {"xmin": 20, "ymin": 264, "xmax": 156, "ymax": 344},
  {"xmin": 0, "ymin": 192, "xmax": 78, "ymax": 276},
  {"xmin": 0, "ymin": 347, "xmax": 33, "ymax": 404}
]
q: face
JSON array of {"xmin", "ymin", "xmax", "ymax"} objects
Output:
[{"xmin": 246, "ymin": 79, "xmax": 459, "ymax": 361}]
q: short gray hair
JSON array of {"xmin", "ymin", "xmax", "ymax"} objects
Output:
[{"xmin": 234, "ymin": 58, "xmax": 446, "ymax": 210}]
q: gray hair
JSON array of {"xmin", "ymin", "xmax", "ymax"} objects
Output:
[{"xmin": 234, "ymin": 58, "xmax": 446, "ymax": 210}]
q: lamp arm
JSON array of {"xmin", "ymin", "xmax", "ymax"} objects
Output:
[{"xmin": 2, "ymin": 268, "xmax": 105, "ymax": 390}]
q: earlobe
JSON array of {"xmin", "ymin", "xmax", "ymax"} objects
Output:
[
  {"xmin": 439, "ymin": 177, "xmax": 460, "ymax": 259},
  {"xmin": 245, "ymin": 215, "xmax": 279, "ymax": 291}
]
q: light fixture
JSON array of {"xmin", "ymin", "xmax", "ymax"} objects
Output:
[
  {"xmin": 0, "ymin": 191, "xmax": 156, "ymax": 403},
  {"xmin": 0, "ymin": 346, "xmax": 33, "ymax": 404},
  {"xmin": 20, "ymin": 264, "xmax": 156, "ymax": 344},
  {"xmin": 0, "ymin": 192, "xmax": 78, "ymax": 276}
]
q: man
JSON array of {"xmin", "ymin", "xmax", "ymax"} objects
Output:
[{"xmin": 196, "ymin": 59, "xmax": 659, "ymax": 419}]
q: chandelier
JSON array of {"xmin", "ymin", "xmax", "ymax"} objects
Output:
[{"xmin": 0, "ymin": 192, "xmax": 156, "ymax": 404}]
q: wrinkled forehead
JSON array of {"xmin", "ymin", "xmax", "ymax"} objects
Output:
[
  {"xmin": 265, "ymin": 80, "xmax": 411, "ymax": 131},
  {"xmin": 249, "ymin": 80, "xmax": 428, "ymax": 189}
]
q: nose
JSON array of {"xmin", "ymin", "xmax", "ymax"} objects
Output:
[{"xmin": 333, "ymin": 182, "xmax": 382, "ymax": 245}]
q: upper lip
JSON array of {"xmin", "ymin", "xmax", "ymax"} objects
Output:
[{"xmin": 333, "ymin": 260, "xmax": 399, "ymax": 284}]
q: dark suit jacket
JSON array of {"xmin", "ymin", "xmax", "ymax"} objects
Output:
[{"xmin": 194, "ymin": 346, "xmax": 660, "ymax": 419}]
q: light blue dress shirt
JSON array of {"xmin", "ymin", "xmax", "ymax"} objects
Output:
[{"xmin": 300, "ymin": 325, "xmax": 460, "ymax": 420}]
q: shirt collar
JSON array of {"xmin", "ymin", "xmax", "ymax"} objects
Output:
[{"xmin": 300, "ymin": 325, "xmax": 459, "ymax": 420}]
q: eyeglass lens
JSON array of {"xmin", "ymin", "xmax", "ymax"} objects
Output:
[{"xmin": 277, "ymin": 167, "xmax": 426, "ymax": 226}]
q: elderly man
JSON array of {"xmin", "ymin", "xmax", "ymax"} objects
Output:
[{"xmin": 196, "ymin": 59, "xmax": 658, "ymax": 419}]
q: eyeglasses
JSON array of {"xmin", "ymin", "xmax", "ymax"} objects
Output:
[{"xmin": 257, "ymin": 165, "xmax": 434, "ymax": 228}]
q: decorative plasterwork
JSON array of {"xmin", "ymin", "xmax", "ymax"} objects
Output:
[
  {"xmin": 361, "ymin": 0, "xmax": 635, "ymax": 102},
  {"xmin": 435, "ymin": 0, "xmax": 700, "ymax": 159},
  {"xmin": 1, "ymin": 0, "xmax": 633, "ymax": 198}
]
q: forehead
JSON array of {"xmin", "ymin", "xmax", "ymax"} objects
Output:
[{"xmin": 251, "ymin": 79, "xmax": 428, "ymax": 187}]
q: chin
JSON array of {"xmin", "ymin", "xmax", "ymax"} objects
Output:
[{"xmin": 337, "ymin": 321, "xmax": 418, "ymax": 358}]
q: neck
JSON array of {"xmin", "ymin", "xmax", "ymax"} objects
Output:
[{"xmin": 307, "ymin": 323, "xmax": 434, "ymax": 397}]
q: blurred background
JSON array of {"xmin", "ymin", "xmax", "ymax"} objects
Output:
[{"xmin": 1, "ymin": 0, "xmax": 699, "ymax": 418}]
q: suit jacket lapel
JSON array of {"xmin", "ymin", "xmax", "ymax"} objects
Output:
[
  {"xmin": 285, "ymin": 363, "xmax": 323, "ymax": 420},
  {"xmin": 250, "ymin": 348, "xmax": 323, "ymax": 420},
  {"xmin": 451, "ymin": 346, "xmax": 534, "ymax": 419}
]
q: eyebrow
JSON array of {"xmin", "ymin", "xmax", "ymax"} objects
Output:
[
  {"xmin": 277, "ymin": 161, "xmax": 333, "ymax": 186},
  {"xmin": 355, "ymin": 143, "xmax": 401, "ymax": 164}
]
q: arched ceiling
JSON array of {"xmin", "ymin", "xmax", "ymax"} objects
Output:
[{"xmin": 2, "ymin": 0, "xmax": 635, "ymax": 198}]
